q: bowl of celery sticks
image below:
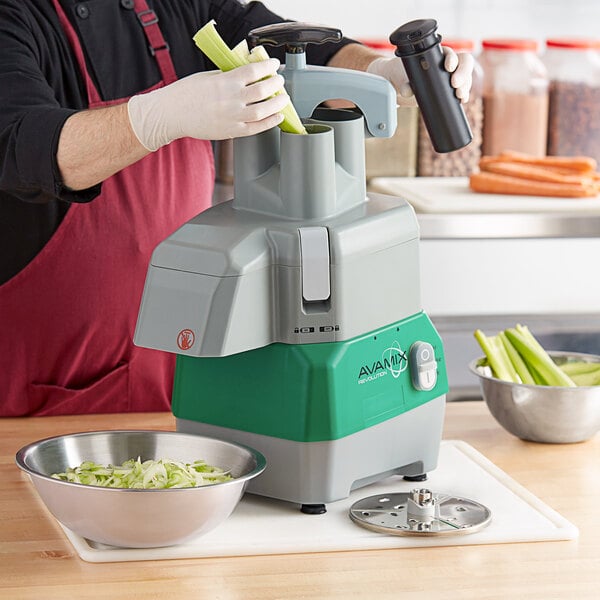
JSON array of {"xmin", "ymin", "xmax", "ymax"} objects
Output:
[{"xmin": 470, "ymin": 324, "xmax": 600, "ymax": 443}]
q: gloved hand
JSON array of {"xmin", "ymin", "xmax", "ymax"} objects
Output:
[
  {"xmin": 366, "ymin": 47, "xmax": 475, "ymax": 106},
  {"xmin": 127, "ymin": 58, "xmax": 289, "ymax": 151}
]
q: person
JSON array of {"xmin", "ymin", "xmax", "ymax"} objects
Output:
[{"xmin": 0, "ymin": 0, "xmax": 473, "ymax": 417}]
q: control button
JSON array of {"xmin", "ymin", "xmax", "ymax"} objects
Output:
[
  {"xmin": 409, "ymin": 341, "xmax": 437, "ymax": 391},
  {"xmin": 76, "ymin": 4, "xmax": 90, "ymax": 19},
  {"xmin": 121, "ymin": 0, "xmax": 135, "ymax": 9}
]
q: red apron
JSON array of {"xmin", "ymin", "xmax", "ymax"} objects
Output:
[{"xmin": 0, "ymin": 0, "xmax": 214, "ymax": 416}]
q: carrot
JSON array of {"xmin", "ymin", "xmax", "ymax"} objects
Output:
[
  {"xmin": 527, "ymin": 164, "xmax": 596, "ymax": 177},
  {"xmin": 469, "ymin": 171, "xmax": 598, "ymax": 198},
  {"xmin": 498, "ymin": 150, "xmax": 597, "ymax": 173},
  {"xmin": 478, "ymin": 159, "xmax": 592, "ymax": 184}
]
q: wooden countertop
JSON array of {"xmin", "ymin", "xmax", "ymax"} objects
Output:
[{"xmin": 2, "ymin": 402, "xmax": 599, "ymax": 599}]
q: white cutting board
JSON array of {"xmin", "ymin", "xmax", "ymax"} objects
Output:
[
  {"xmin": 369, "ymin": 177, "xmax": 600, "ymax": 213},
  {"xmin": 60, "ymin": 441, "xmax": 577, "ymax": 563}
]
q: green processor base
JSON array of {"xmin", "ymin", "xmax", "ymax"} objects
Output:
[{"xmin": 173, "ymin": 312, "xmax": 448, "ymax": 505}]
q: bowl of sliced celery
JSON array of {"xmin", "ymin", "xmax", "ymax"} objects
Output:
[
  {"xmin": 15, "ymin": 430, "xmax": 265, "ymax": 548},
  {"xmin": 470, "ymin": 324, "xmax": 600, "ymax": 444}
]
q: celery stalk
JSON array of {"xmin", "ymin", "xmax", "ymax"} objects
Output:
[
  {"xmin": 231, "ymin": 39, "xmax": 251, "ymax": 62},
  {"xmin": 474, "ymin": 329, "xmax": 519, "ymax": 382},
  {"xmin": 493, "ymin": 335, "xmax": 521, "ymax": 382},
  {"xmin": 569, "ymin": 369, "xmax": 600, "ymax": 386},
  {"xmin": 504, "ymin": 328, "xmax": 576, "ymax": 387},
  {"xmin": 560, "ymin": 361, "xmax": 600, "ymax": 386},
  {"xmin": 193, "ymin": 20, "xmax": 307, "ymax": 135},
  {"xmin": 515, "ymin": 324, "xmax": 547, "ymax": 354},
  {"xmin": 528, "ymin": 363, "xmax": 547, "ymax": 386},
  {"xmin": 193, "ymin": 21, "xmax": 246, "ymax": 70},
  {"xmin": 560, "ymin": 361, "xmax": 600, "ymax": 376},
  {"xmin": 245, "ymin": 44, "xmax": 307, "ymax": 134},
  {"xmin": 499, "ymin": 331, "xmax": 536, "ymax": 385}
]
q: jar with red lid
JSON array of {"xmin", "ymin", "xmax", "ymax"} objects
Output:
[
  {"xmin": 417, "ymin": 38, "xmax": 483, "ymax": 176},
  {"xmin": 480, "ymin": 39, "xmax": 549, "ymax": 157},
  {"xmin": 361, "ymin": 39, "xmax": 418, "ymax": 178},
  {"xmin": 544, "ymin": 38, "xmax": 600, "ymax": 162}
]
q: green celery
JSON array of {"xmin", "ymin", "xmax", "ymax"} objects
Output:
[
  {"xmin": 504, "ymin": 328, "xmax": 576, "ymax": 387},
  {"xmin": 244, "ymin": 44, "xmax": 307, "ymax": 134},
  {"xmin": 569, "ymin": 369, "xmax": 600, "ymax": 386},
  {"xmin": 515, "ymin": 324, "xmax": 546, "ymax": 354},
  {"xmin": 560, "ymin": 361, "xmax": 600, "ymax": 376},
  {"xmin": 193, "ymin": 20, "xmax": 307, "ymax": 135},
  {"xmin": 499, "ymin": 331, "xmax": 536, "ymax": 384},
  {"xmin": 528, "ymin": 363, "xmax": 547, "ymax": 386},
  {"xmin": 493, "ymin": 334, "xmax": 521, "ymax": 382},
  {"xmin": 474, "ymin": 329, "xmax": 519, "ymax": 382}
]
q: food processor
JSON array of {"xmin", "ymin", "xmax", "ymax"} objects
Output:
[{"xmin": 134, "ymin": 23, "xmax": 451, "ymax": 513}]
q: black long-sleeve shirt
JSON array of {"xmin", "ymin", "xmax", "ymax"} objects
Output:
[{"xmin": 0, "ymin": 0, "xmax": 355, "ymax": 284}]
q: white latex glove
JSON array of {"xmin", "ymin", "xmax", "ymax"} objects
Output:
[
  {"xmin": 127, "ymin": 58, "xmax": 289, "ymax": 151},
  {"xmin": 366, "ymin": 47, "xmax": 475, "ymax": 107}
]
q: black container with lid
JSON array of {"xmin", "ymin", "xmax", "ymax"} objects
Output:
[
  {"xmin": 417, "ymin": 38, "xmax": 483, "ymax": 176},
  {"xmin": 390, "ymin": 19, "xmax": 472, "ymax": 153}
]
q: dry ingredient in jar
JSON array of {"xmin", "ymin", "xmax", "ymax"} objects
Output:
[
  {"xmin": 544, "ymin": 38, "xmax": 600, "ymax": 163},
  {"xmin": 361, "ymin": 39, "xmax": 418, "ymax": 178},
  {"xmin": 480, "ymin": 39, "xmax": 549, "ymax": 157},
  {"xmin": 418, "ymin": 39, "xmax": 483, "ymax": 176}
]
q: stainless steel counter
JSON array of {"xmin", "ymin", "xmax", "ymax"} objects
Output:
[{"xmin": 418, "ymin": 212, "xmax": 600, "ymax": 239}]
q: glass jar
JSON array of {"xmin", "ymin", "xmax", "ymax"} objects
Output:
[
  {"xmin": 480, "ymin": 39, "xmax": 549, "ymax": 157},
  {"xmin": 361, "ymin": 39, "xmax": 419, "ymax": 178},
  {"xmin": 544, "ymin": 38, "xmax": 600, "ymax": 162},
  {"xmin": 417, "ymin": 38, "xmax": 483, "ymax": 176}
]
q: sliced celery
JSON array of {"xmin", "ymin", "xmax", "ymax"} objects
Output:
[
  {"xmin": 51, "ymin": 457, "xmax": 233, "ymax": 488},
  {"xmin": 193, "ymin": 20, "xmax": 307, "ymax": 134}
]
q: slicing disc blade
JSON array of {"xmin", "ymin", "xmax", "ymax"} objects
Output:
[{"xmin": 349, "ymin": 490, "xmax": 492, "ymax": 536}]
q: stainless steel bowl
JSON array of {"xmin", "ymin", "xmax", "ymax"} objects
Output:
[
  {"xmin": 469, "ymin": 351, "xmax": 600, "ymax": 444},
  {"xmin": 15, "ymin": 430, "xmax": 266, "ymax": 548}
]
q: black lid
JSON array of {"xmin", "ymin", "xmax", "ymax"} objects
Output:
[{"xmin": 389, "ymin": 19, "xmax": 441, "ymax": 57}]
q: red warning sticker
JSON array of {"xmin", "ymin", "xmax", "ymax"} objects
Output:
[{"xmin": 177, "ymin": 329, "xmax": 195, "ymax": 350}]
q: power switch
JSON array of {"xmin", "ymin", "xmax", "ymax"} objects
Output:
[{"xmin": 409, "ymin": 341, "xmax": 437, "ymax": 391}]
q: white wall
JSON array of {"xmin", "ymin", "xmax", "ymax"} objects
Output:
[{"xmin": 263, "ymin": 0, "xmax": 599, "ymax": 49}]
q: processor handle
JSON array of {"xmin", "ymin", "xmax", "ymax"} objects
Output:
[
  {"xmin": 248, "ymin": 22, "xmax": 397, "ymax": 139},
  {"xmin": 247, "ymin": 22, "xmax": 342, "ymax": 54}
]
